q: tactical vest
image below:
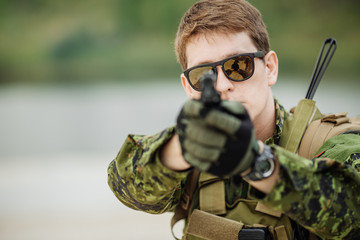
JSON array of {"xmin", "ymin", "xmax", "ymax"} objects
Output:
[{"xmin": 171, "ymin": 99, "xmax": 360, "ymax": 240}]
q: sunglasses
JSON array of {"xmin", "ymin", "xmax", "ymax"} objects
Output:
[{"xmin": 183, "ymin": 51, "xmax": 265, "ymax": 91}]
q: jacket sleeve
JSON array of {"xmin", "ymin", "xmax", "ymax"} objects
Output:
[
  {"xmin": 250, "ymin": 133, "xmax": 360, "ymax": 239},
  {"xmin": 107, "ymin": 126, "xmax": 189, "ymax": 214}
]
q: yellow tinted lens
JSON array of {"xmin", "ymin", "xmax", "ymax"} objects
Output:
[
  {"xmin": 224, "ymin": 55, "xmax": 253, "ymax": 80},
  {"xmin": 188, "ymin": 66, "xmax": 213, "ymax": 90}
]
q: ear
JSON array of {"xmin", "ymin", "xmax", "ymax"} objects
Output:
[
  {"xmin": 264, "ymin": 50, "xmax": 278, "ymax": 87},
  {"xmin": 181, "ymin": 73, "xmax": 196, "ymax": 98}
]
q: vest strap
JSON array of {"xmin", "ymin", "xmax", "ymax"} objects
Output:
[
  {"xmin": 171, "ymin": 169, "xmax": 199, "ymax": 240},
  {"xmin": 275, "ymin": 225, "xmax": 289, "ymax": 240},
  {"xmin": 255, "ymin": 202, "xmax": 282, "ymax": 218},
  {"xmin": 199, "ymin": 172, "xmax": 226, "ymax": 215},
  {"xmin": 279, "ymin": 99, "xmax": 322, "ymax": 153},
  {"xmin": 321, "ymin": 112, "xmax": 348, "ymax": 125}
]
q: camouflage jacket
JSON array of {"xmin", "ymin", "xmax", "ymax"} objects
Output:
[{"xmin": 107, "ymin": 100, "xmax": 360, "ymax": 239}]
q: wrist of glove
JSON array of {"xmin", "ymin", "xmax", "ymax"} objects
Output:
[{"xmin": 176, "ymin": 99, "xmax": 259, "ymax": 178}]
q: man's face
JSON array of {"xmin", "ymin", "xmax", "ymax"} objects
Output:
[{"xmin": 180, "ymin": 31, "xmax": 278, "ymax": 123}]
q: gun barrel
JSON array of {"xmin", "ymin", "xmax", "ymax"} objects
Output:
[{"xmin": 200, "ymin": 72, "xmax": 220, "ymax": 106}]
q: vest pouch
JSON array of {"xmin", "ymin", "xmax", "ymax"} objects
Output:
[
  {"xmin": 225, "ymin": 199, "xmax": 292, "ymax": 240},
  {"xmin": 184, "ymin": 199, "xmax": 292, "ymax": 240},
  {"xmin": 298, "ymin": 112, "xmax": 360, "ymax": 159},
  {"xmin": 185, "ymin": 209, "xmax": 244, "ymax": 240}
]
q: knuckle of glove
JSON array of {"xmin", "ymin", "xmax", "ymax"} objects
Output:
[
  {"xmin": 205, "ymin": 110, "xmax": 241, "ymax": 136},
  {"xmin": 182, "ymin": 100, "xmax": 203, "ymax": 118},
  {"xmin": 184, "ymin": 152, "xmax": 212, "ymax": 172},
  {"xmin": 183, "ymin": 139, "xmax": 220, "ymax": 163},
  {"xmin": 185, "ymin": 120, "xmax": 226, "ymax": 147}
]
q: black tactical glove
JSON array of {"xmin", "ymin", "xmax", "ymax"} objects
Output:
[{"xmin": 176, "ymin": 99, "xmax": 259, "ymax": 177}]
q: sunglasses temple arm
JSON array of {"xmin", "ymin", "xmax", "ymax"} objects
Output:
[{"xmin": 305, "ymin": 38, "xmax": 337, "ymax": 100}]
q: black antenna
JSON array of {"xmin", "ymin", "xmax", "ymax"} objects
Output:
[{"xmin": 305, "ymin": 38, "xmax": 337, "ymax": 100}]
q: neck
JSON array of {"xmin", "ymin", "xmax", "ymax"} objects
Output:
[{"xmin": 253, "ymin": 96, "xmax": 276, "ymax": 142}]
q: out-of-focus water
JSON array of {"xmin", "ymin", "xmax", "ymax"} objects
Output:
[{"xmin": 0, "ymin": 78, "xmax": 358, "ymax": 240}]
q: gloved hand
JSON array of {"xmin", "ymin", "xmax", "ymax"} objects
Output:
[{"xmin": 176, "ymin": 99, "xmax": 259, "ymax": 177}]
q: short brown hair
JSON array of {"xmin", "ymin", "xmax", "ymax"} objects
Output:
[{"xmin": 175, "ymin": 0, "xmax": 270, "ymax": 70}]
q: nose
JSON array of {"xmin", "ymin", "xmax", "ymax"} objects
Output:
[{"xmin": 215, "ymin": 66, "xmax": 234, "ymax": 96}]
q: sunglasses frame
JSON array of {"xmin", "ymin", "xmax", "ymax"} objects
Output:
[{"xmin": 183, "ymin": 51, "xmax": 265, "ymax": 91}]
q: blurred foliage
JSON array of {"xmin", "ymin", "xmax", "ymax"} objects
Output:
[{"xmin": 0, "ymin": 0, "xmax": 359, "ymax": 85}]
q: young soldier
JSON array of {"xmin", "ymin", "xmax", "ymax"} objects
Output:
[{"xmin": 108, "ymin": 0, "xmax": 360, "ymax": 239}]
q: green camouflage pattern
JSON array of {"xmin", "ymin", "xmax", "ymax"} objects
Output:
[
  {"xmin": 249, "ymin": 134, "xmax": 360, "ymax": 239},
  {"xmin": 107, "ymin": 99, "xmax": 360, "ymax": 239},
  {"xmin": 107, "ymin": 127, "xmax": 189, "ymax": 213}
]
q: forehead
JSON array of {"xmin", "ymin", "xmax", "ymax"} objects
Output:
[{"xmin": 185, "ymin": 31, "xmax": 258, "ymax": 68}]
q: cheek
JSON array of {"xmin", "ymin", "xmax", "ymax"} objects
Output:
[
  {"xmin": 239, "ymin": 85, "xmax": 268, "ymax": 120},
  {"xmin": 192, "ymin": 92, "xmax": 202, "ymax": 100},
  {"xmin": 186, "ymin": 89, "xmax": 201, "ymax": 100},
  {"xmin": 182, "ymin": 77, "xmax": 202, "ymax": 99}
]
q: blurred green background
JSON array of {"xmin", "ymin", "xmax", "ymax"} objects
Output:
[{"xmin": 0, "ymin": 0, "xmax": 359, "ymax": 85}]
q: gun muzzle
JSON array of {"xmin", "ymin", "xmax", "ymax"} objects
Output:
[{"xmin": 200, "ymin": 71, "xmax": 220, "ymax": 106}]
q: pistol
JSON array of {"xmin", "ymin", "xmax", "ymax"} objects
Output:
[{"xmin": 200, "ymin": 71, "xmax": 221, "ymax": 107}]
